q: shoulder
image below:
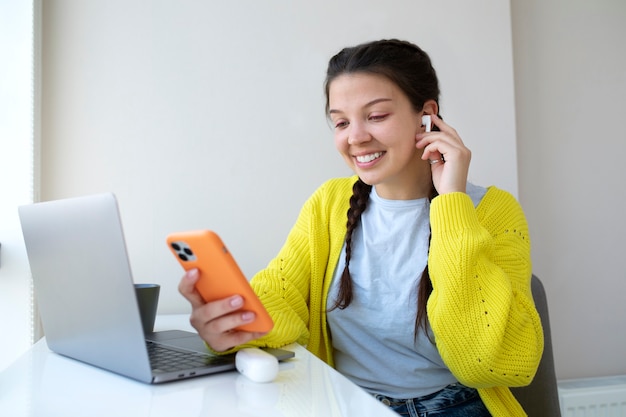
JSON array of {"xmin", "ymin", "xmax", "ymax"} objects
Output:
[
  {"xmin": 285, "ymin": 177, "xmax": 355, "ymax": 254},
  {"xmin": 461, "ymin": 182, "xmax": 523, "ymax": 214},
  {"xmin": 451, "ymin": 182, "xmax": 516, "ymax": 210},
  {"xmin": 307, "ymin": 176, "xmax": 358, "ymax": 205},
  {"xmin": 431, "ymin": 184, "xmax": 526, "ymax": 231},
  {"xmin": 477, "ymin": 186, "xmax": 529, "ymax": 238},
  {"xmin": 478, "ymin": 186, "xmax": 524, "ymax": 214},
  {"xmin": 316, "ymin": 176, "xmax": 358, "ymax": 195},
  {"xmin": 466, "ymin": 182, "xmax": 487, "ymax": 207},
  {"xmin": 293, "ymin": 176, "xmax": 356, "ymax": 224}
]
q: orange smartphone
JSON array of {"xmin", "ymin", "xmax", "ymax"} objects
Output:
[{"xmin": 166, "ymin": 230, "xmax": 273, "ymax": 333}]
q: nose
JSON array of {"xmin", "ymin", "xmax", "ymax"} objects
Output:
[{"xmin": 347, "ymin": 122, "xmax": 371, "ymax": 145}]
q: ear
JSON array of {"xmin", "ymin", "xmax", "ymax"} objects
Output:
[
  {"xmin": 422, "ymin": 100, "xmax": 438, "ymax": 117},
  {"xmin": 417, "ymin": 100, "xmax": 439, "ymax": 133}
]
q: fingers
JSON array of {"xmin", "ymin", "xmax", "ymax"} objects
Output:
[
  {"xmin": 417, "ymin": 115, "xmax": 469, "ymax": 160},
  {"xmin": 190, "ymin": 297, "xmax": 267, "ymax": 352},
  {"xmin": 178, "ymin": 270, "xmax": 266, "ymax": 352},
  {"xmin": 417, "ymin": 115, "xmax": 461, "ymax": 151},
  {"xmin": 415, "ymin": 114, "xmax": 471, "ymax": 194},
  {"xmin": 178, "ymin": 269, "xmax": 205, "ymax": 309},
  {"xmin": 189, "ymin": 294, "xmax": 249, "ymax": 334},
  {"xmin": 430, "ymin": 113, "xmax": 458, "ymax": 136},
  {"xmin": 206, "ymin": 329, "xmax": 268, "ymax": 353}
]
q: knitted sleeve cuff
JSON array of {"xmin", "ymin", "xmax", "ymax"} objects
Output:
[{"xmin": 430, "ymin": 191, "xmax": 482, "ymax": 233}]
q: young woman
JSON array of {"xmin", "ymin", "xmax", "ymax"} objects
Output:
[{"xmin": 179, "ymin": 39, "xmax": 544, "ymax": 416}]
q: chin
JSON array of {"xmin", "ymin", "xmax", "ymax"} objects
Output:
[{"xmin": 355, "ymin": 173, "xmax": 381, "ymax": 186}]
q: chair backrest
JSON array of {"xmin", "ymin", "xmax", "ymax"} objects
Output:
[{"xmin": 510, "ymin": 274, "xmax": 561, "ymax": 416}]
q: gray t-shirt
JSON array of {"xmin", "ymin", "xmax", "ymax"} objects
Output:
[{"xmin": 327, "ymin": 183, "xmax": 486, "ymax": 398}]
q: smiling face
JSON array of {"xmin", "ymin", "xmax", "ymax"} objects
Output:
[{"xmin": 328, "ymin": 73, "xmax": 433, "ymax": 200}]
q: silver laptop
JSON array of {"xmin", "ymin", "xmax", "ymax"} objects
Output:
[{"xmin": 18, "ymin": 193, "xmax": 293, "ymax": 384}]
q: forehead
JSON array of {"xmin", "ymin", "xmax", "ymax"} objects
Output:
[{"xmin": 328, "ymin": 73, "xmax": 403, "ymax": 110}]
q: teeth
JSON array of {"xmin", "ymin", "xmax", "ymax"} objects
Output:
[{"xmin": 356, "ymin": 152, "xmax": 383, "ymax": 163}]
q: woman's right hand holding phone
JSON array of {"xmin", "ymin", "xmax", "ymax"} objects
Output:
[{"xmin": 178, "ymin": 269, "xmax": 268, "ymax": 352}]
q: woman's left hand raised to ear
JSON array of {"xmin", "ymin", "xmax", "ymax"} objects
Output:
[{"xmin": 416, "ymin": 113, "xmax": 472, "ymax": 195}]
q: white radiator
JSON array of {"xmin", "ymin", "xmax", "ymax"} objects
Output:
[{"xmin": 558, "ymin": 375, "xmax": 626, "ymax": 417}]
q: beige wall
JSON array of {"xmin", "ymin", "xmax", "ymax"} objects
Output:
[
  {"xmin": 511, "ymin": 0, "xmax": 626, "ymax": 379},
  {"xmin": 40, "ymin": 1, "xmax": 518, "ymax": 320}
]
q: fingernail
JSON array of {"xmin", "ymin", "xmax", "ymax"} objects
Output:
[
  {"xmin": 241, "ymin": 312, "xmax": 255, "ymax": 322},
  {"xmin": 186, "ymin": 269, "xmax": 199, "ymax": 280},
  {"xmin": 230, "ymin": 295, "xmax": 243, "ymax": 308}
]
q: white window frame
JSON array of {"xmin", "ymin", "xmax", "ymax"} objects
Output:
[{"xmin": 0, "ymin": 0, "xmax": 41, "ymax": 371}]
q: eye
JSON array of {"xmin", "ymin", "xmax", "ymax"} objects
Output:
[
  {"xmin": 369, "ymin": 113, "xmax": 389, "ymax": 122},
  {"xmin": 334, "ymin": 120, "xmax": 349, "ymax": 129}
]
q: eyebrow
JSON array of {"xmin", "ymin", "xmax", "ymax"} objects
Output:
[{"xmin": 328, "ymin": 97, "xmax": 392, "ymax": 115}]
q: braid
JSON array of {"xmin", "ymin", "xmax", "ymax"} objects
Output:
[
  {"xmin": 414, "ymin": 185, "xmax": 439, "ymax": 341},
  {"xmin": 329, "ymin": 178, "xmax": 372, "ymax": 310}
]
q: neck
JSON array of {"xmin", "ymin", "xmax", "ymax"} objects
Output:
[
  {"xmin": 374, "ymin": 179, "xmax": 432, "ymax": 200},
  {"xmin": 374, "ymin": 162, "xmax": 433, "ymax": 200}
]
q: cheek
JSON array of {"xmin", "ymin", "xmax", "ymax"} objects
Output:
[
  {"xmin": 334, "ymin": 132, "xmax": 348, "ymax": 154},
  {"xmin": 334, "ymin": 133, "xmax": 354, "ymax": 167},
  {"xmin": 392, "ymin": 133, "xmax": 421, "ymax": 161}
]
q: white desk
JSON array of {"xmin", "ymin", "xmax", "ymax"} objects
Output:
[{"xmin": 0, "ymin": 315, "xmax": 397, "ymax": 417}]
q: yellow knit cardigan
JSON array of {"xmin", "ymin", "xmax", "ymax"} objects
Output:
[{"xmin": 247, "ymin": 176, "xmax": 544, "ymax": 417}]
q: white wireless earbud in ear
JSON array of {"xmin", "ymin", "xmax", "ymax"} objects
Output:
[{"xmin": 422, "ymin": 115, "xmax": 432, "ymax": 132}]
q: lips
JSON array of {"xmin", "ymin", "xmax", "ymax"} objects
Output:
[{"xmin": 355, "ymin": 151, "xmax": 384, "ymax": 163}]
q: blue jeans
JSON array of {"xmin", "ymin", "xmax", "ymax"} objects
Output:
[{"xmin": 374, "ymin": 383, "xmax": 491, "ymax": 417}]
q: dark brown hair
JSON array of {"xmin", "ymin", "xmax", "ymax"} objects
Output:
[{"xmin": 324, "ymin": 39, "xmax": 441, "ymax": 339}]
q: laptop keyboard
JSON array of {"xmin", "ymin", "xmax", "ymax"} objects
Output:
[{"xmin": 147, "ymin": 340, "xmax": 234, "ymax": 374}]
